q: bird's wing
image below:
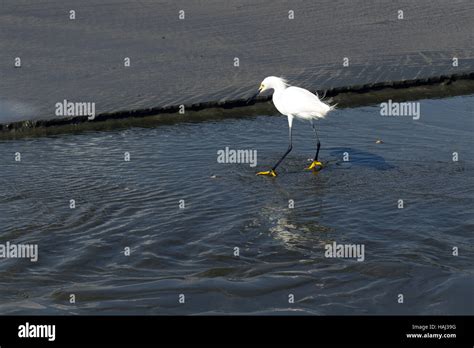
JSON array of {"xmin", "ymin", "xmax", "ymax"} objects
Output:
[{"xmin": 281, "ymin": 86, "xmax": 330, "ymax": 117}]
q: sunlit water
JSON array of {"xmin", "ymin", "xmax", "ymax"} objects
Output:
[{"xmin": 0, "ymin": 95, "xmax": 472, "ymax": 314}]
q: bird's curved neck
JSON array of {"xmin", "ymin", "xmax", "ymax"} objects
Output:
[{"xmin": 272, "ymin": 83, "xmax": 288, "ymax": 93}]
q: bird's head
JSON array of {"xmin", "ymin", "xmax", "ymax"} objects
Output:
[
  {"xmin": 246, "ymin": 76, "xmax": 288, "ymax": 104},
  {"xmin": 259, "ymin": 76, "xmax": 288, "ymax": 94}
]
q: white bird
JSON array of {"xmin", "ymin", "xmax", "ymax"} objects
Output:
[{"xmin": 252, "ymin": 76, "xmax": 336, "ymax": 177}]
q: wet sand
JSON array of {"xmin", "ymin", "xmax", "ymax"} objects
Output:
[{"xmin": 1, "ymin": 0, "xmax": 473, "ymax": 124}]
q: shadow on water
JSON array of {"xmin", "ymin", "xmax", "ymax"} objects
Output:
[{"xmin": 329, "ymin": 147, "xmax": 396, "ymax": 170}]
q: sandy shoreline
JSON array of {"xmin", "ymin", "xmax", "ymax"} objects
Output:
[{"xmin": 1, "ymin": 0, "xmax": 473, "ymax": 125}]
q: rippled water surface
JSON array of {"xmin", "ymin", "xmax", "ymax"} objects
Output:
[{"xmin": 0, "ymin": 95, "xmax": 472, "ymax": 314}]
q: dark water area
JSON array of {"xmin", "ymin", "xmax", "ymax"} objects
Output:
[{"xmin": 0, "ymin": 95, "xmax": 472, "ymax": 314}]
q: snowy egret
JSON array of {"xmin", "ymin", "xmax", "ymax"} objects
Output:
[{"xmin": 251, "ymin": 76, "xmax": 336, "ymax": 177}]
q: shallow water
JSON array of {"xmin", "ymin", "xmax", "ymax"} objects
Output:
[{"xmin": 0, "ymin": 95, "xmax": 472, "ymax": 314}]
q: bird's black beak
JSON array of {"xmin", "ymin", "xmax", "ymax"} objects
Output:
[{"xmin": 246, "ymin": 90, "xmax": 260, "ymax": 104}]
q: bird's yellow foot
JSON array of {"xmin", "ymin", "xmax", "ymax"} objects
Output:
[
  {"xmin": 306, "ymin": 160, "xmax": 323, "ymax": 171},
  {"xmin": 256, "ymin": 169, "xmax": 277, "ymax": 177}
]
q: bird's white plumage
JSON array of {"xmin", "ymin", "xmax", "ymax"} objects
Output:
[
  {"xmin": 275, "ymin": 86, "xmax": 331, "ymax": 119},
  {"xmin": 259, "ymin": 76, "xmax": 335, "ymax": 121}
]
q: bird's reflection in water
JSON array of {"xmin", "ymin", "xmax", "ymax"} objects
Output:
[
  {"xmin": 260, "ymin": 201, "xmax": 333, "ymax": 255},
  {"xmin": 249, "ymin": 171, "xmax": 333, "ymax": 254}
]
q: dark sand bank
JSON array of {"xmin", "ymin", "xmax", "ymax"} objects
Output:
[
  {"xmin": 1, "ymin": 75, "xmax": 473, "ymax": 139},
  {"xmin": 1, "ymin": 0, "xmax": 473, "ymax": 125}
]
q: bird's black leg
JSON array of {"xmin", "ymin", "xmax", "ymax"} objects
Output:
[
  {"xmin": 312, "ymin": 121, "xmax": 321, "ymax": 161},
  {"xmin": 307, "ymin": 121, "xmax": 323, "ymax": 170},
  {"xmin": 271, "ymin": 125, "xmax": 293, "ymax": 171},
  {"xmin": 257, "ymin": 121, "xmax": 293, "ymax": 177}
]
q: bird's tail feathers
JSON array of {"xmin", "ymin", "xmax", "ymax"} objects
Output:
[
  {"xmin": 315, "ymin": 90, "xmax": 326, "ymax": 101},
  {"xmin": 316, "ymin": 90, "xmax": 337, "ymax": 110}
]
